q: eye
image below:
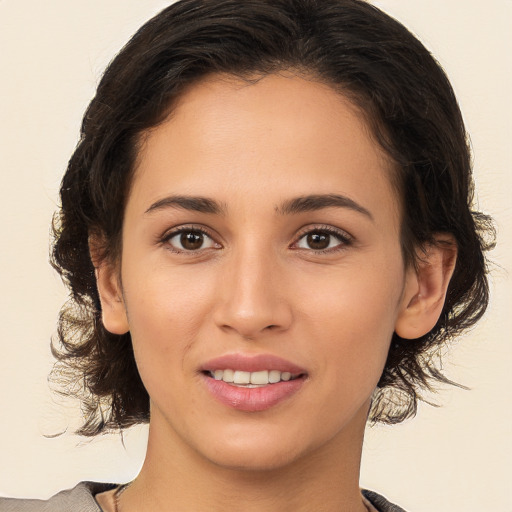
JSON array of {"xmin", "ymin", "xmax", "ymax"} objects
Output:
[
  {"xmin": 295, "ymin": 228, "xmax": 351, "ymax": 252},
  {"xmin": 165, "ymin": 228, "xmax": 218, "ymax": 252}
]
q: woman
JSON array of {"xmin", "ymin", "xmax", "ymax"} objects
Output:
[{"xmin": 0, "ymin": 0, "xmax": 494, "ymax": 511}]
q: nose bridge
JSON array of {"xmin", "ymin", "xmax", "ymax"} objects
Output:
[{"xmin": 214, "ymin": 237, "xmax": 291, "ymax": 338}]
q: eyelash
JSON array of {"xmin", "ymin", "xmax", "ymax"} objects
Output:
[
  {"xmin": 160, "ymin": 224, "xmax": 353, "ymax": 255},
  {"xmin": 292, "ymin": 225, "xmax": 353, "ymax": 254},
  {"xmin": 160, "ymin": 225, "xmax": 219, "ymax": 254}
]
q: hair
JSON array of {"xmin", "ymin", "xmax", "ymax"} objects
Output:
[{"xmin": 50, "ymin": 0, "xmax": 494, "ymax": 436}]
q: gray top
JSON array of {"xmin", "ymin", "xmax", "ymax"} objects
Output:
[
  {"xmin": 0, "ymin": 483, "xmax": 111, "ymax": 512},
  {"xmin": 0, "ymin": 482, "xmax": 406, "ymax": 511}
]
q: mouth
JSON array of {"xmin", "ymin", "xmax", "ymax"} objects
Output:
[
  {"xmin": 200, "ymin": 354, "xmax": 307, "ymax": 412},
  {"xmin": 203, "ymin": 369, "xmax": 303, "ymax": 388}
]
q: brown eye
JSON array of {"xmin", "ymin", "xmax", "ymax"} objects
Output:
[
  {"xmin": 295, "ymin": 228, "xmax": 350, "ymax": 252},
  {"xmin": 166, "ymin": 229, "xmax": 217, "ymax": 252},
  {"xmin": 180, "ymin": 232, "xmax": 204, "ymax": 250},
  {"xmin": 306, "ymin": 232, "xmax": 330, "ymax": 250}
]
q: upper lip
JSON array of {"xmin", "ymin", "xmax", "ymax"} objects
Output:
[{"xmin": 201, "ymin": 353, "xmax": 306, "ymax": 374}]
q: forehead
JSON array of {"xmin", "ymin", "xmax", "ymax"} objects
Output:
[{"xmin": 130, "ymin": 73, "xmax": 399, "ymax": 222}]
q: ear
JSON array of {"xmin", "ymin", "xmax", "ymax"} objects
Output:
[
  {"xmin": 395, "ymin": 235, "xmax": 457, "ymax": 339},
  {"xmin": 89, "ymin": 235, "xmax": 129, "ymax": 335}
]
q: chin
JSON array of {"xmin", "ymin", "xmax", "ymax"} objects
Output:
[
  {"xmin": 205, "ymin": 444, "xmax": 305, "ymax": 473},
  {"xmin": 193, "ymin": 422, "xmax": 324, "ymax": 474}
]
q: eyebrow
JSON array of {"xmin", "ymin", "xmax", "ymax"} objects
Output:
[
  {"xmin": 277, "ymin": 194, "xmax": 373, "ymax": 220},
  {"xmin": 144, "ymin": 193, "xmax": 373, "ymax": 220},
  {"xmin": 145, "ymin": 195, "xmax": 226, "ymax": 215}
]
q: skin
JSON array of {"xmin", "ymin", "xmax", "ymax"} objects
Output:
[{"xmin": 95, "ymin": 73, "xmax": 456, "ymax": 512}]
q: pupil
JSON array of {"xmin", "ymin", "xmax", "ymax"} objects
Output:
[
  {"xmin": 181, "ymin": 232, "xmax": 203, "ymax": 250},
  {"xmin": 307, "ymin": 232, "xmax": 329, "ymax": 250}
]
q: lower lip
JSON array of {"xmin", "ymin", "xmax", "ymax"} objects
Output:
[{"xmin": 203, "ymin": 375, "xmax": 305, "ymax": 412}]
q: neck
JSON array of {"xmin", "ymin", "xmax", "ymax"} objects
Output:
[{"xmin": 121, "ymin": 404, "xmax": 370, "ymax": 512}]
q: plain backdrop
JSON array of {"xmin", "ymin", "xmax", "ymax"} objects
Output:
[{"xmin": 0, "ymin": 1, "xmax": 510, "ymax": 511}]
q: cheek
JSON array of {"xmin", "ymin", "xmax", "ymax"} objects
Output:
[
  {"xmin": 120, "ymin": 260, "xmax": 224, "ymax": 394},
  {"xmin": 301, "ymin": 258, "xmax": 403, "ymax": 330},
  {"xmin": 124, "ymin": 262, "xmax": 215, "ymax": 330},
  {"xmin": 297, "ymin": 260, "xmax": 404, "ymax": 380}
]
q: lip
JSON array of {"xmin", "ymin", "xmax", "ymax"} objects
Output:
[
  {"xmin": 201, "ymin": 353, "xmax": 307, "ymax": 412},
  {"xmin": 201, "ymin": 353, "xmax": 306, "ymax": 374}
]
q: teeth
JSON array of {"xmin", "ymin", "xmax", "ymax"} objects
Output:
[
  {"xmin": 222, "ymin": 369, "xmax": 234, "ymax": 383},
  {"xmin": 268, "ymin": 370, "xmax": 281, "ymax": 383},
  {"xmin": 250, "ymin": 370, "xmax": 268, "ymax": 385},
  {"xmin": 209, "ymin": 369, "xmax": 299, "ymax": 386},
  {"xmin": 233, "ymin": 371, "xmax": 251, "ymax": 385}
]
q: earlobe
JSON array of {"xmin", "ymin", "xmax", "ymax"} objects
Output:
[
  {"xmin": 89, "ymin": 236, "xmax": 129, "ymax": 335},
  {"xmin": 395, "ymin": 235, "xmax": 457, "ymax": 340},
  {"xmin": 95, "ymin": 265, "xmax": 130, "ymax": 335}
]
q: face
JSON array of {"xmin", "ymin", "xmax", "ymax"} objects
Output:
[{"xmin": 101, "ymin": 73, "xmax": 419, "ymax": 471}]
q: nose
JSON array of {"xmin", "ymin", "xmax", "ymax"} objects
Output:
[{"xmin": 213, "ymin": 245, "xmax": 293, "ymax": 340}]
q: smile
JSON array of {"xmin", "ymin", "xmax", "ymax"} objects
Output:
[
  {"xmin": 207, "ymin": 369, "xmax": 300, "ymax": 387},
  {"xmin": 201, "ymin": 355, "xmax": 307, "ymax": 412}
]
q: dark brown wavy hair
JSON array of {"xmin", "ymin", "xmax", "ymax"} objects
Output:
[{"xmin": 50, "ymin": 0, "xmax": 494, "ymax": 435}]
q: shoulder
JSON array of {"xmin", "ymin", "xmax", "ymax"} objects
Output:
[
  {"xmin": 362, "ymin": 489, "xmax": 408, "ymax": 512},
  {"xmin": 0, "ymin": 482, "xmax": 116, "ymax": 512},
  {"xmin": 1, "ymin": 484, "xmax": 405, "ymax": 512}
]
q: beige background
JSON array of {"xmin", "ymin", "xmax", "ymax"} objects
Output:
[{"xmin": 0, "ymin": 1, "xmax": 510, "ymax": 510}]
